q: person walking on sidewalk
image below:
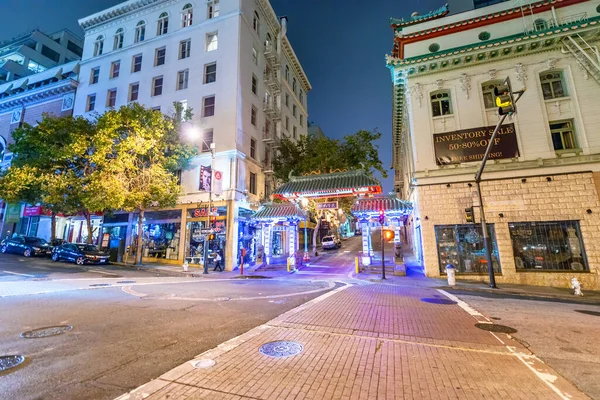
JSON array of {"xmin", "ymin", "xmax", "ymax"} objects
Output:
[{"xmin": 213, "ymin": 250, "xmax": 223, "ymax": 271}]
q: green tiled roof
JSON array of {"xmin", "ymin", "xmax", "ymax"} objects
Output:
[
  {"xmin": 273, "ymin": 170, "xmax": 381, "ymax": 198},
  {"xmin": 351, "ymin": 196, "xmax": 413, "ymax": 217},
  {"xmin": 390, "ymin": 4, "xmax": 449, "ymax": 29},
  {"xmin": 252, "ymin": 203, "xmax": 306, "ymax": 221}
]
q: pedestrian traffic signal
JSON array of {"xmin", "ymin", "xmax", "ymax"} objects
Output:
[
  {"xmin": 494, "ymin": 78, "xmax": 516, "ymax": 115},
  {"xmin": 208, "ymin": 234, "xmax": 215, "ymax": 240},
  {"xmin": 378, "ymin": 210, "xmax": 385, "ymax": 225},
  {"xmin": 465, "ymin": 207, "xmax": 474, "ymax": 223},
  {"xmin": 383, "ymin": 230, "xmax": 395, "ymax": 241}
]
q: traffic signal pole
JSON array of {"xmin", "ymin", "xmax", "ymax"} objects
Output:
[
  {"xmin": 475, "ymin": 81, "xmax": 524, "ymax": 289},
  {"xmin": 381, "ymin": 222, "xmax": 386, "ymax": 280}
]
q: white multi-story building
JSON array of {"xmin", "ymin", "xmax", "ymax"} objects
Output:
[
  {"xmin": 388, "ymin": 0, "xmax": 600, "ymax": 288},
  {"xmin": 74, "ymin": 0, "xmax": 311, "ymax": 270}
]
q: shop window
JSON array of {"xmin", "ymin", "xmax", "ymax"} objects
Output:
[
  {"xmin": 509, "ymin": 221, "xmax": 588, "ymax": 271},
  {"xmin": 550, "ymin": 119, "xmax": 578, "ymax": 151},
  {"xmin": 430, "ymin": 90, "xmax": 452, "ymax": 117},
  {"xmin": 435, "ymin": 224, "xmax": 501, "ymax": 274},
  {"xmin": 540, "ymin": 70, "xmax": 568, "ymax": 100},
  {"xmin": 131, "ymin": 211, "xmax": 182, "ymax": 261},
  {"xmin": 481, "ymin": 80, "xmax": 503, "ymax": 109}
]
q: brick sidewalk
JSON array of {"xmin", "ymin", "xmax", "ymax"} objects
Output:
[{"xmin": 117, "ymin": 283, "xmax": 588, "ymax": 400}]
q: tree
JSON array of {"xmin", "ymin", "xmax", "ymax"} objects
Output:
[{"xmin": 96, "ymin": 103, "xmax": 197, "ymax": 265}]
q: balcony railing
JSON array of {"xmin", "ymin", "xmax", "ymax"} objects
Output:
[
  {"xmin": 262, "ymin": 98, "xmax": 281, "ymax": 117},
  {"xmin": 263, "ymin": 70, "xmax": 280, "ymax": 93},
  {"xmin": 264, "ymin": 42, "xmax": 280, "ymax": 68},
  {"xmin": 524, "ymin": 12, "xmax": 588, "ymax": 35}
]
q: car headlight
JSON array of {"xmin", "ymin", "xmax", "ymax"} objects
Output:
[{"xmin": 32, "ymin": 247, "xmax": 40, "ymax": 251}]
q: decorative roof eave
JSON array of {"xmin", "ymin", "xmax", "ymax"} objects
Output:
[
  {"xmin": 0, "ymin": 79, "xmax": 78, "ymax": 112},
  {"xmin": 386, "ymin": 18, "xmax": 600, "ymax": 75},
  {"xmin": 390, "ymin": 4, "xmax": 449, "ymax": 30},
  {"xmin": 79, "ymin": 0, "xmax": 161, "ymax": 30},
  {"xmin": 273, "ymin": 170, "xmax": 382, "ymax": 200},
  {"xmin": 251, "ymin": 203, "xmax": 306, "ymax": 222},
  {"xmin": 351, "ymin": 196, "xmax": 413, "ymax": 218}
]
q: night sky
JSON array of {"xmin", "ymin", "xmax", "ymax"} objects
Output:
[{"xmin": 0, "ymin": 0, "xmax": 462, "ymax": 192}]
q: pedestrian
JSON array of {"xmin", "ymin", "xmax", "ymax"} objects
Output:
[{"xmin": 213, "ymin": 251, "xmax": 223, "ymax": 271}]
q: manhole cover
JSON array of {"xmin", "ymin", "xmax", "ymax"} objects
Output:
[
  {"xmin": 575, "ymin": 310, "xmax": 600, "ymax": 317},
  {"xmin": 475, "ymin": 323, "xmax": 517, "ymax": 334},
  {"xmin": 21, "ymin": 325, "xmax": 73, "ymax": 338},
  {"xmin": 0, "ymin": 355, "xmax": 25, "ymax": 372},
  {"xmin": 259, "ymin": 341, "xmax": 304, "ymax": 358},
  {"xmin": 89, "ymin": 283, "xmax": 111, "ymax": 287},
  {"xmin": 421, "ymin": 297, "xmax": 457, "ymax": 305},
  {"xmin": 193, "ymin": 359, "xmax": 216, "ymax": 369},
  {"xmin": 117, "ymin": 280, "xmax": 136, "ymax": 284}
]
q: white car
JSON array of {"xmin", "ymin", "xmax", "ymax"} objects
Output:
[{"xmin": 321, "ymin": 236, "xmax": 337, "ymax": 250}]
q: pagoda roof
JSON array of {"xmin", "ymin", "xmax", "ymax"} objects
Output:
[
  {"xmin": 273, "ymin": 170, "xmax": 381, "ymax": 200},
  {"xmin": 390, "ymin": 4, "xmax": 449, "ymax": 30},
  {"xmin": 252, "ymin": 203, "xmax": 306, "ymax": 221},
  {"xmin": 351, "ymin": 196, "xmax": 413, "ymax": 218}
]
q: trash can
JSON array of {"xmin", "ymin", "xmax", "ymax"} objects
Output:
[{"xmin": 445, "ymin": 264, "xmax": 456, "ymax": 286}]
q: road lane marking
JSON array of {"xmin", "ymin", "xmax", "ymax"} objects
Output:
[
  {"xmin": 88, "ymin": 269, "xmax": 119, "ymax": 277},
  {"xmin": 2, "ymin": 271, "xmax": 35, "ymax": 277}
]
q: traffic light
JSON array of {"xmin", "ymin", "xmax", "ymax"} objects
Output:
[
  {"xmin": 207, "ymin": 234, "xmax": 215, "ymax": 240},
  {"xmin": 465, "ymin": 207, "xmax": 474, "ymax": 223},
  {"xmin": 378, "ymin": 210, "xmax": 385, "ymax": 225},
  {"xmin": 494, "ymin": 77, "xmax": 516, "ymax": 115},
  {"xmin": 383, "ymin": 230, "xmax": 395, "ymax": 241}
]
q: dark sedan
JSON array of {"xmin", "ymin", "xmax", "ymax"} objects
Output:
[
  {"xmin": 1, "ymin": 236, "xmax": 51, "ymax": 257},
  {"xmin": 52, "ymin": 243, "xmax": 110, "ymax": 265}
]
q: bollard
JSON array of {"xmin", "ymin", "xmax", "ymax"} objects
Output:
[
  {"xmin": 355, "ymin": 257, "xmax": 359, "ymax": 274},
  {"xmin": 287, "ymin": 258, "xmax": 291, "ymax": 273},
  {"xmin": 445, "ymin": 264, "xmax": 456, "ymax": 286}
]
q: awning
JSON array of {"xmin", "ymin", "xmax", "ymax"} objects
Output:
[{"xmin": 273, "ymin": 170, "xmax": 381, "ymax": 199}]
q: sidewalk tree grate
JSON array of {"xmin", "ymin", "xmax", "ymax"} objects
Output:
[
  {"xmin": 259, "ymin": 341, "xmax": 304, "ymax": 358},
  {"xmin": 89, "ymin": 283, "xmax": 111, "ymax": 287},
  {"xmin": 21, "ymin": 325, "xmax": 73, "ymax": 339},
  {"xmin": 0, "ymin": 355, "xmax": 25, "ymax": 373},
  {"xmin": 575, "ymin": 310, "xmax": 600, "ymax": 317},
  {"xmin": 421, "ymin": 297, "xmax": 457, "ymax": 305},
  {"xmin": 117, "ymin": 281, "xmax": 136, "ymax": 284},
  {"xmin": 475, "ymin": 323, "xmax": 517, "ymax": 334}
]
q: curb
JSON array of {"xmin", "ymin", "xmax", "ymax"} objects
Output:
[{"xmin": 439, "ymin": 285, "xmax": 600, "ymax": 305}]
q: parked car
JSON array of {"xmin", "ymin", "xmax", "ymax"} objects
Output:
[
  {"xmin": 354, "ymin": 229, "xmax": 362, "ymax": 236},
  {"xmin": 52, "ymin": 243, "xmax": 110, "ymax": 265},
  {"xmin": 321, "ymin": 236, "xmax": 337, "ymax": 250},
  {"xmin": 0, "ymin": 236, "xmax": 51, "ymax": 257}
]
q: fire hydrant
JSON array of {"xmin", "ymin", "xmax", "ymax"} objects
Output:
[
  {"xmin": 571, "ymin": 277, "xmax": 583, "ymax": 296},
  {"xmin": 183, "ymin": 260, "xmax": 189, "ymax": 272},
  {"xmin": 445, "ymin": 264, "xmax": 456, "ymax": 286}
]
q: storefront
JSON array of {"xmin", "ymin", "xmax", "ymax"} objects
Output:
[
  {"xmin": 129, "ymin": 209, "xmax": 183, "ymax": 262},
  {"xmin": 435, "ymin": 224, "xmax": 501, "ymax": 274},
  {"xmin": 66, "ymin": 213, "xmax": 103, "ymax": 245},
  {"xmin": 185, "ymin": 204, "xmax": 227, "ymax": 267},
  {"xmin": 238, "ymin": 207, "xmax": 259, "ymax": 265},
  {"xmin": 101, "ymin": 213, "xmax": 130, "ymax": 262}
]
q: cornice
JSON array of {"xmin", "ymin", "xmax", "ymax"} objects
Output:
[
  {"xmin": 282, "ymin": 39, "xmax": 311, "ymax": 92},
  {"xmin": 0, "ymin": 79, "xmax": 78, "ymax": 112}
]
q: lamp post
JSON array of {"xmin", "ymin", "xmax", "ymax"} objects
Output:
[
  {"xmin": 299, "ymin": 197, "xmax": 309, "ymax": 261},
  {"xmin": 202, "ymin": 142, "xmax": 216, "ymax": 275}
]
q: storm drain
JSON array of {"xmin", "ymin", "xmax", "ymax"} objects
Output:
[
  {"xmin": 89, "ymin": 283, "xmax": 111, "ymax": 287},
  {"xmin": 475, "ymin": 323, "xmax": 517, "ymax": 334},
  {"xmin": 21, "ymin": 325, "xmax": 73, "ymax": 338},
  {"xmin": 421, "ymin": 297, "xmax": 457, "ymax": 305},
  {"xmin": 259, "ymin": 341, "xmax": 303, "ymax": 358},
  {"xmin": 0, "ymin": 355, "xmax": 25, "ymax": 373},
  {"xmin": 575, "ymin": 310, "xmax": 600, "ymax": 317},
  {"xmin": 117, "ymin": 280, "xmax": 136, "ymax": 284}
]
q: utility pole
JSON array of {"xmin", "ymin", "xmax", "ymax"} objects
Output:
[
  {"xmin": 378, "ymin": 210, "xmax": 386, "ymax": 280},
  {"xmin": 475, "ymin": 77, "xmax": 524, "ymax": 289},
  {"xmin": 203, "ymin": 142, "xmax": 216, "ymax": 275}
]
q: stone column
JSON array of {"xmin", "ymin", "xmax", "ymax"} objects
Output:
[
  {"xmin": 361, "ymin": 220, "xmax": 371, "ymax": 266},
  {"xmin": 264, "ymin": 223, "xmax": 272, "ymax": 265},
  {"xmin": 224, "ymin": 199, "xmax": 238, "ymax": 271}
]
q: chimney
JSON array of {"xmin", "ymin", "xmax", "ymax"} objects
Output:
[{"xmin": 280, "ymin": 16, "xmax": 288, "ymax": 37}]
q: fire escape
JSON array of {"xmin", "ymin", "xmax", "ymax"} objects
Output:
[
  {"xmin": 262, "ymin": 40, "xmax": 282, "ymax": 191},
  {"xmin": 562, "ymin": 33, "xmax": 600, "ymax": 85}
]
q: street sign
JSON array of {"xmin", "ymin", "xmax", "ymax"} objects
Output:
[
  {"xmin": 213, "ymin": 170, "xmax": 223, "ymax": 195},
  {"xmin": 317, "ymin": 201, "xmax": 338, "ymax": 210},
  {"xmin": 201, "ymin": 229, "xmax": 215, "ymax": 234}
]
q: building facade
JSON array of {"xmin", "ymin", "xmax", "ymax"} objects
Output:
[
  {"xmin": 74, "ymin": 0, "xmax": 311, "ymax": 269},
  {"xmin": 388, "ymin": 0, "xmax": 600, "ymax": 288}
]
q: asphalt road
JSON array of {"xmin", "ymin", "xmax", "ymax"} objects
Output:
[{"xmin": 454, "ymin": 291, "xmax": 600, "ymax": 399}]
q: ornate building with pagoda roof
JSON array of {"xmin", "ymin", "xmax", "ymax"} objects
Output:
[{"xmin": 387, "ymin": 0, "xmax": 600, "ymax": 289}]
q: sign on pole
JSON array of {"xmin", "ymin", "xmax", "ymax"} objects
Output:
[
  {"xmin": 199, "ymin": 165, "xmax": 212, "ymax": 191},
  {"xmin": 213, "ymin": 170, "xmax": 223, "ymax": 195}
]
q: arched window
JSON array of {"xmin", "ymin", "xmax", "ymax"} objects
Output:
[
  {"xmin": 292, "ymin": 78, "xmax": 297, "ymax": 94},
  {"xmin": 207, "ymin": 0, "xmax": 219, "ymax": 19},
  {"xmin": 534, "ymin": 18, "xmax": 547, "ymax": 31},
  {"xmin": 157, "ymin": 12, "xmax": 169, "ymax": 36},
  {"xmin": 430, "ymin": 90, "xmax": 452, "ymax": 117},
  {"xmin": 135, "ymin": 21, "xmax": 146, "ymax": 43},
  {"xmin": 182, "ymin": 4, "xmax": 193, "ymax": 27},
  {"xmin": 113, "ymin": 28, "xmax": 124, "ymax": 50},
  {"xmin": 481, "ymin": 80, "xmax": 504, "ymax": 109},
  {"xmin": 540, "ymin": 70, "xmax": 568, "ymax": 100},
  {"xmin": 285, "ymin": 65, "xmax": 290, "ymax": 82},
  {"xmin": 94, "ymin": 35, "xmax": 104, "ymax": 56},
  {"xmin": 253, "ymin": 11, "xmax": 260, "ymax": 34}
]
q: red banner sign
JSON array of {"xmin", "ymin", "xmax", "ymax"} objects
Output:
[{"xmin": 23, "ymin": 206, "xmax": 42, "ymax": 217}]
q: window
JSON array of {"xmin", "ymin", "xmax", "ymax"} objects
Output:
[
  {"xmin": 250, "ymin": 138, "xmax": 256, "ymax": 159},
  {"xmin": 550, "ymin": 120, "xmax": 577, "ymax": 151},
  {"xmin": 251, "ymin": 74, "xmax": 257, "ymax": 94},
  {"xmin": 90, "ymin": 67, "xmax": 100, "ymax": 84},
  {"xmin": 285, "ymin": 116, "xmax": 289, "ymax": 131},
  {"xmin": 430, "ymin": 90, "xmax": 452, "ymax": 117},
  {"xmin": 208, "ymin": 0, "xmax": 219, "ymax": 19},
  {"xmin": 253, "ymin": 11, "xmax": 260, "ymax": 34},
  {"xmin": 182, "ymin": 4, "xmax": 193, "ymax": 27},
  {"xmin": 252, "ymin": 46, "xmax": 258, "ymax": 65},
  {"xmin": 179, "ymin": 39, "xmax": 191, "ymax": 59},
  {"xmin": 110, "ymin": 61, "xmax": 120, "ymax": 78},
  {"xmin": 152, "ymin": 76, "xmax": 163, "ymax": 96},
  {"xmin": 204, "ymin": 63, "xmax": 216, "ymax": 84},
  {"xmin": 300, "ymin": 115, "xmax": 304, "ymax": 127},
  {"xmin": 203, "ymin": 95, "xmax": 215, "ymax": 117},
  {"xmin": 481, "ymin": 81, "xmax": 503, "ymax": 109},
  {"xmin": 176, "ymin": 69, "xmax": 189, "ymax": 90},
  {"xmin": 509, "ymin": 221, "xmax": 588, "ymax": 271},
  {"xmin": 249, "ymin": 172, "xmax": 257, "ymax": 195},
  {"xmin": 293, "ymin": 126, "xmax": 297, "ymax": 139},
  {"xmin": 251, "ymin": 105, "xmax": 257, "ymax": 126},
  {"xmin": 299, "ymin": 90, "xmax": 304, "ymax": 105},
  {"xmin": 113, "ymin": 28, "xmax": 124, "ymax": 50},
  {"xmin": 540, "ymin": 71, "xmax": 567, "ymax": 100},
  {"xmin": 534, "ymin": 18, "xmax": 548, "ymax": 31},
  {"xmin": 135, "ymin": 21, "xmax": 146, "ymax": 43},
  {"xmin": 155, "ymin": 47, "xmax": 166, "ymax": 66},
  {"xmin": 157, "ymin": 12, "xmax": 169, "ymax": 36},
  {"xmin": 67, "ymin": 40, "xmax": 83, "ymax": 57},
  {"xmin": 41, "ymin": 45, "xmax": 60, "ymax": 62},
  {"xmin": 106, "ymin": 88, "xmax": 117, "ymax": 107},
  {"xmin": 206, "ymin": 32, "xmax": 218, "ymax": 51},
  {"xmin": 129, "ymin": 83, "xmax": 139, "ymax": 102},
  {"xmin": 292, "ymin": 78, "xmax": 297, "ymax": 93},
  {"xmin": 435, "ymin": 224, "xmax": 501, "ymax": 274},
  {"xmin": 132, "ymin": 54, "xmax": 142, "ymax": 72},
  {"xmin": 94, "ymin": 35, "xmax": 104, "ymax": 56},
  {"xmin": 86, "ymin": 94, "xmax": 96, "ymax": 112},
  {"xmin": 285, "ymin": 65, "xmax": 290, "ymax": 82},
  {"xmin": 265, "ymin": 33, "xmax": 273, "ymax": 50},
  {"xmin": 201, "ymin": 129, "xmax": 214, "ymax": 152},
  {"xmin": 292, "ymin": 104, "xmax": 297, "ymax": 118},
  {"xmin": 285, "ymin": 93, "xmax": 289, "ymax": 107},
  {"xmin": 152, "ymin": 106, "xmax": 161, "ymax": 112}
]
